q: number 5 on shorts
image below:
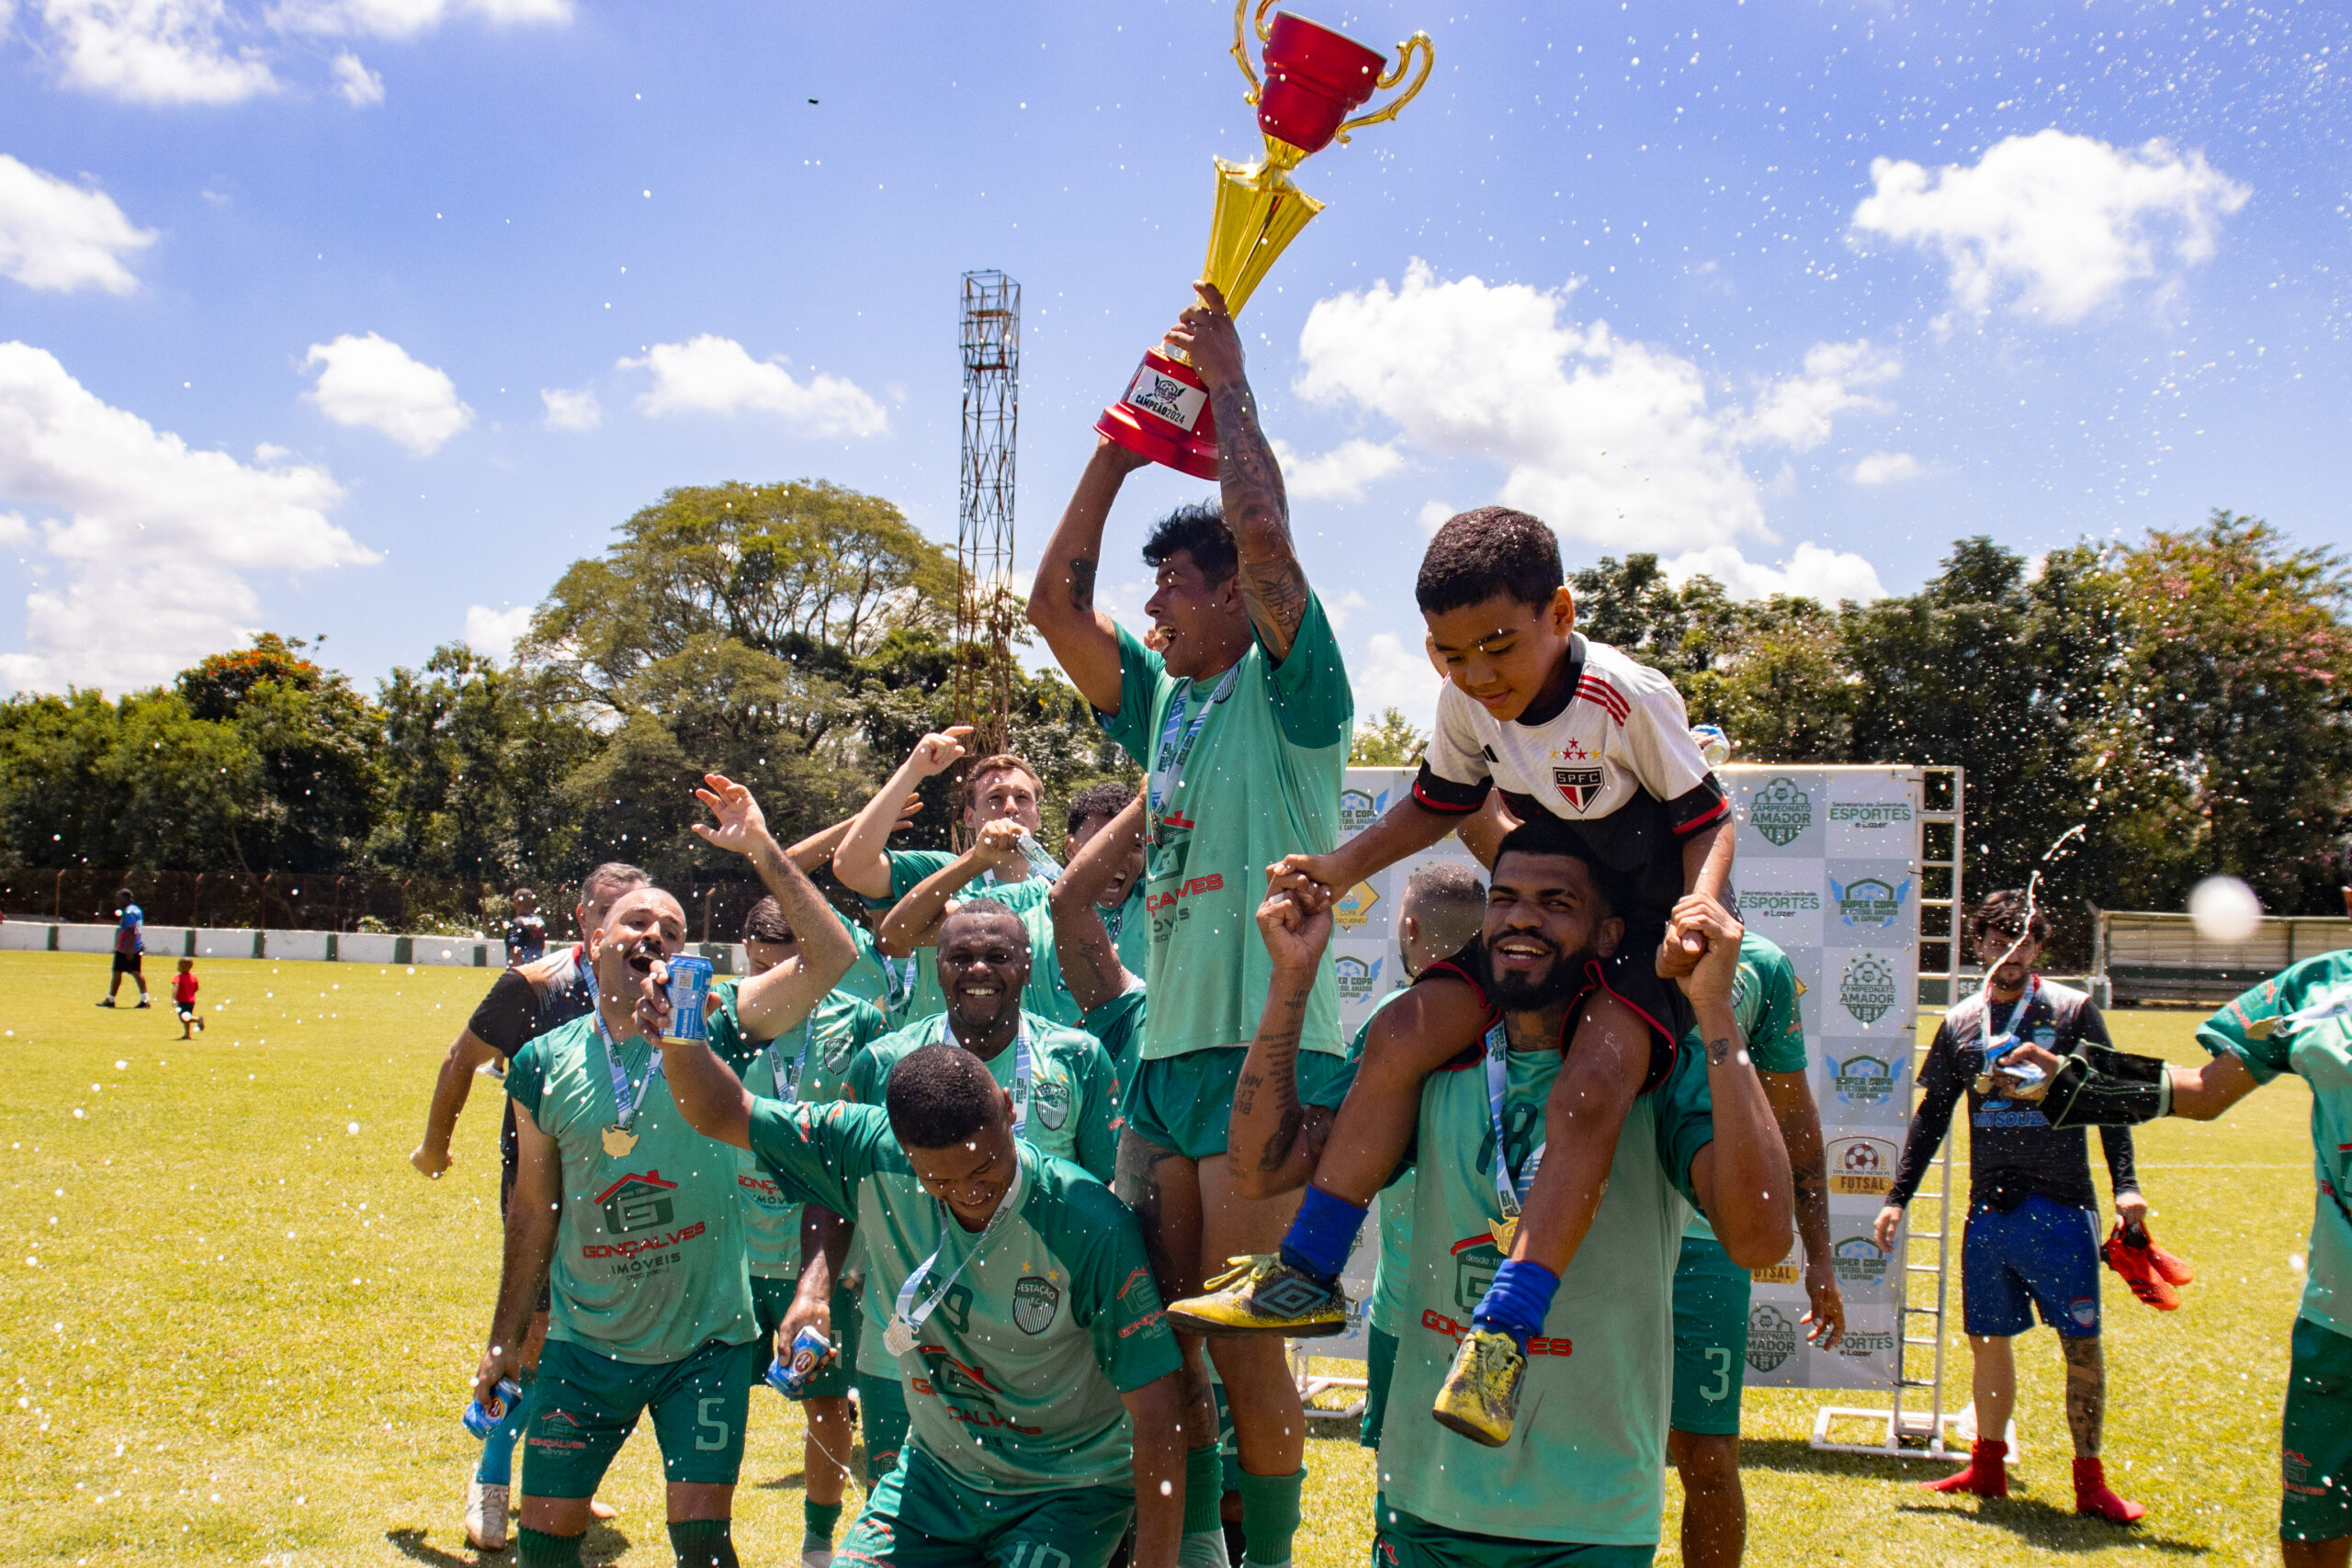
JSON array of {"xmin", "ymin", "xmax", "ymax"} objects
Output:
[{"xmin": 695, "ymin": 1396, "xmax": 731, "ymax": 1451}]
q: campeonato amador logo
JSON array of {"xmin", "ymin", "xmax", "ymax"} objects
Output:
[
  {"xmin": 1839, "ymin": 953, "xmax": 1900, "ymax": 1025},
  {"xmin": 1746, "ymin": 1303, "xmax": 1799, "ymax": 1372},
  {"xmin": 1747, "ymin": 777, "xmax": 1812, "ymax": 846}
]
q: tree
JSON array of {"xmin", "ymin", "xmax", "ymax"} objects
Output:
[
  {"xmin": 1351, "ymin": 707, "xmax": 1429, "ymax": 766},
  {"xmin": 181, "ymin": 634, "xmax": 381, "ymax": 873}
]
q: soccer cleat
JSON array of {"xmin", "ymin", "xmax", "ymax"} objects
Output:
[
  {"xmin": 96, "ymin": 998, "xmax": 114, "ymax": 1008},
  {"xmin": 1430, "ymin": 1328, "xmax": 1525, "ymax": 1448},
  {"xmin": 2102, "ymin": 1224, "xmax": 2183, "ymax": 1310},
  {"xmin": 802, "ymin": 1545, "xmax": 835, "ymax": 1568},
  {"xmin": 1923, "ymin": 1438, "xmax": 2010, "ymax": 1498},
  {"xmin": 464, "ymin": 1479, "xmax": 511, "ymax": 1551},
  {"xmin": 2132, "ymin": 1223, "xmax": 2195, "ymax": 1287},
  {"xmin": 2074, "ymin": 1457, "xmax": 2146, "ymax": 1523},
  {"xmin": 1167, "ymin": 1256, "xmax": 1347, "ymax": 1338},
  {"xmin": 134, "ymin": 998, "xmax": 152, "ymax": 1009}
]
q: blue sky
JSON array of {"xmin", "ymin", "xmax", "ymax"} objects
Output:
[{"xmin": 0, "ymin": 0, "xmax": 2344, "ymax": 726}]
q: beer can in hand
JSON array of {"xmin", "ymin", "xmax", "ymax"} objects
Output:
[
  {"xmin": 662, "ymin": 954, "xmax": 714, "ymax": 1046},
  {"xmin": 766, "ymin": 1325, "xmax": 832, "ymax": 1398},
  {"xmin": 463, "ymin": 1377, "xmax": 523, "ymax": 1438}
]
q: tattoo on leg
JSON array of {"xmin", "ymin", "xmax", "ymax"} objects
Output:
[{"xmin": 2062, "ymin": 1335, "xmax": 2105, "ymax": 1456}]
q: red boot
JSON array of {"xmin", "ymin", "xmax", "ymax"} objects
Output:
[
  {"xmin": 2102, "ymin": 1224, "xmax": 2184, "ymax": 1310},
  {"xmin": 2074, "ymin": 1457, "xmax": 2146, "ymax": 1522},
  {"xmin": 1924, "ymin": 1438, "xmax": 2010, "ymax": 1497}
]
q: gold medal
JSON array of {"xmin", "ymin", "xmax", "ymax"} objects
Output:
[
  {"xmin": 1490, "ymin": 1215, "xmax": 1519, "ymax": 1253},
  {"xmin": 601, "ymin": 1124, "xmax": 639, "ymax": 1157},
  {"xmin": 883, "ymin": 1315, "xmax": 918, "ymax": 1359}
]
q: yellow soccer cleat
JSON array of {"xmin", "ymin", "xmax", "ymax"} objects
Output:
[
  {"xmin": 1167, "ymin": 1255, "xmax": 1349, "ymax": 1337},
  {"xmin": 1431, "ymin": 1328, "xmax": 1525, "ymax": 1447}
]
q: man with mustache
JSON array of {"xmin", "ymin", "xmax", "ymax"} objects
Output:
[{"xmin": 1225, "ymin": 818, "xmax": 1792, "ymax": 1564}]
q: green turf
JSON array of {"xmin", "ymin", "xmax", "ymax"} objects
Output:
[{"xmin": 0, "ymin": 953, "xmax": 2324, "ymax": 1564}]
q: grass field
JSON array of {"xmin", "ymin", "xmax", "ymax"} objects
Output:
[{"xmin": 0, "ymin": 950, "xmax": 2324, "ymax": 1566}]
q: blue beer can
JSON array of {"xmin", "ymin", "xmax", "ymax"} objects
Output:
[
  {"xmin": 662, "ymin": 953, "xmax": 714, "ymax": 1045},
  {"xmin": 765, "ymin": 1326, "xmax": 832, "ymax": 1398},
  {"xmin": 463, "ymin": 1377, "xmax": 522, "ymax": 1438}
]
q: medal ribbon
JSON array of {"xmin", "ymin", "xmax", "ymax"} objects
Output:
[
  {"xmin": 768, "ymin": 1015, "xmax": 816, "ymax": 1103},
  {"xmin": 937, "ymin": 1012, "xmax": 1031, "ymax": 1136},
  {"xmin": 875, "ymin": 949, "xmax": 920, "ymax": 1013},
  {"xmin": 1147, "ymin": 661, "xmax": 1241, "ymax": 838},
  {"xmin": 1981, "ymin": 974, "xmax": 2041, "ymax": 1066},
  {"xmin": 594, "ymin": 1010, "xmax": 666, "ymax": 1131},
  {"xmin": 1484, "ymin": 1020, "xmax": 1545, "ymax": 1222},
  {"xmin": 891, "ymin": 1155, "xmax": 1028, "ymax": 1340}
]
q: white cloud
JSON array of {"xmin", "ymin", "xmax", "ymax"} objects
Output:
[
  {"xmin": 1660, "ymin": 542, "xmax": 1887, "ymax": 604},
  {"xmin": 1415, "ymin": 499, "xmax": 1455, "ymax": 535},
  {"xmin": 1354, "ymin": 631, "xmax": 1443, "ymax": 731},
  {"xmin": 538, "ymin": 385, "xmax": 600, "ymax": 432},
  {"xmin": 623, "ymin": 334, "xmax": 888, "ymax": 438},
  {"xmin": 1323, "ymin": 589, "xmax": 1368, "ymax": 632},
  {"xmin": 0, "ymin": 341, "xmax": 375, "ymax": 693},
  {"xmin": 41, "ymin": 0, "xmax": 278, "ymax": 104},
  {"xmin": 1268, "ymin": 436, "xmax": 1404, "ymax": 502},
  {"xmin": 269, "ymin": 0, "xmax": 569, "ymax": 37},
  {"xmin": 1849, "ymin": 450, "xmax": 1922, "ymax": 485},
  {"xmin": 1296, "ymin": 262, "xmax": 1896, "ymax": 553},
  {"xmin": 463, "ymin": 603, "xmax": 532, "ymax": 660},
  {"xmin": 0, "ymin": 155, "xmax": 155, "ymax": 294},
  {"xmin": 329, "ymin": 48, "xmax": 380, "ymax": 104},
  {"xmin": 1850, "ymin": 130, "xmax": 2250, "ymax": 322},
  {"xmin": 302, "ymin": 332, "xmax": 471, "ymax": 456}
]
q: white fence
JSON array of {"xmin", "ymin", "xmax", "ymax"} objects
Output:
[{"xmin": 0, "ymin": 921, "xmax": 761, "ymax": 975}]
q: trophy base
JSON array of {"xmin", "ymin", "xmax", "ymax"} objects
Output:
[{"xmin": 1097, "ymin": 348, "xmax": 1221, "ymax": 481}]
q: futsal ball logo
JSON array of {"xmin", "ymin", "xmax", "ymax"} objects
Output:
[
  {"xmin": 1746, "ymin": 1304, "xmax": 1799, "ymax": 1373},
  {"xmin": 1839, "ymin": 953, "xmax": 1899, "ymax": 1025},
  {"xmin": 1333, "ymin": 954, "xmax": 1384, "ymax": 1005},
  {"xmin": 1749, "ymin": 777, "xmax": 1812, "ymax": 846},
  {"xmin": 1828, "ymin": 1135, "xmax": 1899, "ymax": 1196}
]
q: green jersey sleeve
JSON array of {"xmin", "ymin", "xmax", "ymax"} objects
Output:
[
  {"xmin": 887, "ymin": 849, "xmax": 958, "ymax": 901},
  {"xmin": 1650, "ymin": 1042, "xmax": 1716, "ymax": 1208},
  {"xmin": 506, "ymin": 1037, "xmax": 550, "ymax": 1119},
  {"xmin": 2197, "ymin": 956, "xmax": 2350, "ymax": 1081},
  {"xmin": 704, "ymin": 984, "xmax": 763, "ymax": 1073},
  {"xmin": 1261, "ymin": 589, "xmax": 1353, "ymax": 750},
  {"xmin": 1097, "ymin": 620, "xmax": 1177, "ymax": 766},
  {"xmin": 1030, "ymin": 1171, "xmax": 1183, "ymax": 1393},
  {"xmin": 747, "ymin": 1099, "xmax": 895, "ymax": 1214},
  {"xmin": 1071, "ymin": 1034, "xmax": 1122, "ymax": 1183},
  {"xmin": 1739, "ymin": 939, "xmax": 1807, "ymax": 1077}
]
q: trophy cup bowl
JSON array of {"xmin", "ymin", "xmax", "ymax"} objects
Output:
[{"xmin": 1096, "ymin": 6, "xmax": 1431, "ymax": 480}]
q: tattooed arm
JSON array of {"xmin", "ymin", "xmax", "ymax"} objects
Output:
[
  {"xmin": 1226, "ymin": 886, "xmax": 1337, "ymax": 1200},
  {"xmin": 1761, "ymin": 1066, "xmax": 1845, "ymax": 1348},
  {"xmin": 1165, "ymin": 281, "xmax": 1311, "ymax": 662},
  {"xmin": 1026, "ymin": 437, "xmax": 1149, "ymax": 713},
  {"xmin": 1048, "ymin": 798, "xmax": 1147, "ymax": 1014}
]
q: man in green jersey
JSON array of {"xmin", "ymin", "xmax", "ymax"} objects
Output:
[
  {"xmin": 1994, "ymin": 955, "xmax": 2352, "ymax": 1566},
  {"xmin": 730, "ymin": 896, "xmax": 889, "ymax": 1568},
  {"xmin": 1227, "ymin": 819, "xmax": 1793, "ymax": 1563},
  {"xmin": 656, "ymin": 1030, "xmax": 1194, "ymax": 1568},
  {"xmin": 1667, "ymin": 929, "xmax": 1844, "ymax": 1568},
  {"xmin": 835, "ymin": 734, "xmax": 1055, "ymax": 1021},
  {"xmin": 474, "ymin": 774, "xmax": 856, "ymax": 1568},
  {"xmin": 831, "ymin": 899, "xmax": 1121, "ymax": 1483},
  {"xmin": 1025, "ymin": 281, "xmax": 1351, "ymax": 1568}
]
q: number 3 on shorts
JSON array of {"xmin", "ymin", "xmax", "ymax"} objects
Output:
[
  {"xmin": 1702, "ymin": 1347, "xmax": 1732, "ymax": 1404},
  {"xmin": 1006, "ymin": 1544, "xmax": 1073, "ymax": 1568},
  {"xmin": 695, "ymin": 1396, "xmax": 731, "ymax": 1451}
]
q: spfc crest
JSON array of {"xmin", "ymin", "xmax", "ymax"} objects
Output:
[
  {"xmin": 1012, "ymin": 1275, "xmax": 1060, "ymax": 1336},
  {"xmin": 1553, "ymin": 765, "xmax": 1604, "ymax": 812}
]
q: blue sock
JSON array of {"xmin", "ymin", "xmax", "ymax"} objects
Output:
[
  {"xmin": 1471, "ymin": 1259, "xmax": 1560, "ymax": 1350},
  {"xmin": 475, "ymin": 1377, "xmax": 533, "ymax": 1486},
  {"xmin": 1277, "ymin": 1186, "xmax": 1368, "ymax": 1284}
]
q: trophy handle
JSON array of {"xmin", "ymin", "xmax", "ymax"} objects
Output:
[
  {"xmin": 1333, "ymin": 30, "xmax": 1435, "ymax": 142},
  {"xmin": 1229, "ymin": 0, "xmax": 1279, "ymax": 104}
]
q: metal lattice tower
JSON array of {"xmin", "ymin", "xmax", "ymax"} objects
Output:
[{"xmin": 956, "ymin": 270, "xmax": 1020, "ymax": 755}]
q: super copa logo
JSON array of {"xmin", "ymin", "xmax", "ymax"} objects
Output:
[
  {"xmin": 1339, "ymin": 786, "xmax": 1389, "ymax": 835},
  {"xmin": 1831, "ymin": 876, "xmax": 1910, "ymax": 931},
  {"xmin": 1333, "ymin": 954, "xmax": 1385, "ymax": 1005},
  {"xmin": 1826, "ymin": 1053, "xmax": 1899, "ymax": 1108},
  {"xmin": 1747, "ymin": 777, "xmax": 1813, "ymax": 847}
]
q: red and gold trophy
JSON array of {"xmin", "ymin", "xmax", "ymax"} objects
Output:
[{"xmin": 1095, "ymin": 3, "xmax": 1433, "ymax": 479}]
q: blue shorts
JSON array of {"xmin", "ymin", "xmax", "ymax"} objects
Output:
[{"xmin": 1962, "ymin": 1194, "xmax": 2103, "ymax": 1338}]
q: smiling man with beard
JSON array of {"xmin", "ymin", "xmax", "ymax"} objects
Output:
[
  {"xmin": 831, "ymin": 898, "xmax": 1122, "ymax": 1480},
  {"xmin": 1223, "ymin": 818, "xmax": 1792, "ymax": 1565}
]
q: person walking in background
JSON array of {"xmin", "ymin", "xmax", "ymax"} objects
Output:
[
  {"xmin": 506, "ymin": 888, "xmax": 548, "ymax": 965},
  {"xmin": 99, "ymin": 886, "xmax": 150, "ymax": 1008},
  {"xmin": 171, "ymin": 958, "xmax": 203, "ymax": 1039}
]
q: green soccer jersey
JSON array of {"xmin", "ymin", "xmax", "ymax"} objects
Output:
[
  {"xmin": 2199, "ymin": 953, "xmax": 2352, "ymax": 1337},
  {"xmin": 746, "ymin": 1100, "xmax": 1183, "ymax": 1494},
  {"xmin": 865, "ymin": 851, "xmax": 1057, "ymax": 1025},
  {"xmin": 1685, "ymin": 931, "xmax": 1804, "ymax": 1243},
  {"xmin": 846, "ymin": 1010, "xmax": 1121, "ymax": 1183},
  {"xmin": 1082, "ymin": 987, "xmax": 1149, "ymax": 1106},
  {"xmin": 508, "ymin": 1009, "xmax": 760, "ymax": 1364},
  {"xmin": 1378, "ymin": 1021, "xmax": 1716, "ymax": 1547},
  {"xmin": 831, "ymin": 912, "xmax": 892, "ymax": 1011},
  {"xmin": 1098, "ymin": 595, "xmax": 1352, "ymax": 1060},
  {"xmin": 729, "ymin": 982, "xmax": 889, "ymax": 1280}
]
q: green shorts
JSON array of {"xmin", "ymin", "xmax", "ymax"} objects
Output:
[
  {"xmin": 1363, "ymin": 1325, "xmax": 1398, "ymax": 1450},
  {"xmin": 524, "ymin": 1335, "xmax": 761, "ymax": 1498},
  {"xmin": 837, "ymin": 1440, "xmax": 1133, "ymax": 1568},
  {"xmin": 859, "ymin": 1371, "xmax": 912, "ymax": 1482},
  {"xmin": 1670, "ymin": 1232, "xmax": 1752, "ymax": 1438},
  {"xmin": 1125, "ymin": 1045, "xmax": 1353, "ymax": 1161},
  {"xmin": 2283, "ymin": 1315, "xmax": 2352, "ymax": 1543},
  {"xmin": 1374, "ymin": 1506, "xmax": 1653, "ymax": 1568},
  {"xmin": 753, "ymin": 1275, "xmax": 864, "ymax": 1402}
]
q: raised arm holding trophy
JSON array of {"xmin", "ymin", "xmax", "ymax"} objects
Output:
[{"xmin": 1095, "ymin": 2, "xmax": 1433, "ymax": 479}]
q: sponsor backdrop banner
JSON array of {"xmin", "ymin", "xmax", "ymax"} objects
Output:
[{"xmin": 1321, "ymin": 766, "xmax": 1923, "ymax": 1391}]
